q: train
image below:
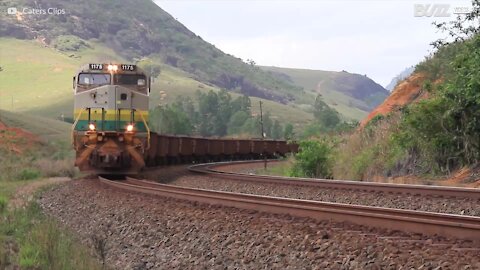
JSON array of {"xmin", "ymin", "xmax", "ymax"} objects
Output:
[{"xmin": 72, "ymin": 63, "xmax": 298, "ymax": 174}]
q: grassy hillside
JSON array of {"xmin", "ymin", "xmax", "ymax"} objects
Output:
[
  {"xmin": 0, "ymin": 0, "xmax": 304, "ymax": 104},
  {"xmin": 261, "ymin": 66, "xmax": 389, "ymax": 120},
  {"xmin": 0, "ymin": 38, "xmax": 312, "ymax": 130},
  {"xmin": 0, "ymin": 38, "xmax": 124, "ymax": 115},
  {"xmin": 0, "ymin": 0, "xmax": 389, "ymax": 123},
  {"xmin": 0, "ymin": 109, "xmax": 71, "ymax": 142}
]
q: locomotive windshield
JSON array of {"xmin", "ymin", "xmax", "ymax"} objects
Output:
[
  {"xmin": 78, "ymin": 73, "xmax": 111, "ymax": 85},
  {"xmin": 114, "ymin": 74, "xmax": 146, "ymax": 86}
]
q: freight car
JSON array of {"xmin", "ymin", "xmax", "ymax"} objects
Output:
[
  {"xmin": 144, "ymin": 134, "xmax": 296, "ymax": 166},
  {"xmin": 72, "ymin": 63, "xmax": 297, "ymax": 174}
]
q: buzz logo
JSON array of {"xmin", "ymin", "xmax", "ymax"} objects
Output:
[
  {"xmin": 7, "ymin": 7, "xmax": 17, "ymax": 15},
  {"xmin": 414, "ymin": 4, "xmax": 451, "ymax": 17},
  {"xmin": 414, "ymin": 4, "xmax": 472, "ymax": 17}
]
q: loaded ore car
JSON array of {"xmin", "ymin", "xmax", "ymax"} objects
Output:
[{"xmin": 72, "ymin": 63, "xmax": 297, "ymax": 174}]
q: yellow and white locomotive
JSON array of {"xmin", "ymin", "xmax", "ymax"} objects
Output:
[{"xmin": 72, "ymin": 63, "xmax": 150, "ymax": 174}]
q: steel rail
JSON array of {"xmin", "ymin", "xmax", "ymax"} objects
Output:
[
  {"xmin": 99, "ymin": 176, "xmax": 480, "ymax": 241},
  {"xmin": 187, "ymin": 160, "xmax": 480, "ymax": 199}
]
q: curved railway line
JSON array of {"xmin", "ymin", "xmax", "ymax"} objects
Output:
[
  {"xmin": 99, "ymin": 172, "xmax": 480, "ymax": 242},
  {"xmin": 188, "ymin": 160, "xmax": 480, "ymax": 199}
]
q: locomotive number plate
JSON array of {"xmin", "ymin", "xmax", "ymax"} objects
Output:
[
  {"xmin": 121, "ymin": 64, "xmax": 136, "ymax": 71},
  {"xmin": 89, "ymin": 63, "xmax": 104, "ymax": 70}
]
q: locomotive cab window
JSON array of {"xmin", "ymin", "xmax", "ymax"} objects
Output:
[
  {"xmin": 114, "ymin": 74, "xmax": 147, "ymax": 86},
  {"xmin": 78, "ymin": 73, "xmax": 111, "ymax": 85}
]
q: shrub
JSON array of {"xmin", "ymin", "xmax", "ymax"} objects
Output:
[
  {"xmin": 52, "ymin": 35, "xmax": 90, "ymax": 52},
  {"xmin": 18, "ymin": 168, "xmax": 41, "ymax": 180},
  {"xmin": 351, "ymin": 147, "xmax": 378, "ymax": 180},
  {"xmin": 290, "ymin": 140, "xmax": 334, "ymax": 178}
]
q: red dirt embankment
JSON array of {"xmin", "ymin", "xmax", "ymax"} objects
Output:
[
  {"xmin": 359, "ymin": 73, "xmax": 480, "ymax": 187},
  {"xmin": 0, "ymin": 120, "xmax": 39, "ymax": 154},
  {"xmin": 360, "ymin": 73, "xmax": 429, "ymax": 127}
]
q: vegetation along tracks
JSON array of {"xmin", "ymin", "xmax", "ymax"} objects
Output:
[{"xmin": 98, "ymin": 175, "xmax": 480, "ymax": 241}]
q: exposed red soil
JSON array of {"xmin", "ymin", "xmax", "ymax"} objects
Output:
[
  {"xmin": 360, "ymin": 73, "xmax": 429, "ymax": 127},
  {"xmin": 439, "ymin": 167, "xmax": 480, "ymax": 188},
  {"xmin": 0, "ymin": 120, "xmax": 40, "ymax": 154},
  {"xmin": 371, "ymin": 167, "xmax": 480, "ymax": 188}
]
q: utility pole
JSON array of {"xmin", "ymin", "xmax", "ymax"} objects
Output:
[{"xmin": 259, "ymin": 101, "xmax": 267, "ymax": 170}]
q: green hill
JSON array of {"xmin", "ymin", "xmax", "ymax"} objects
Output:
[
  {"xmin": 0, "ymin": 0, "xmax": 388, "ymax": 122},
  {"xmin": 0, "ymin": 38, "xmax": 313, "ymax": 129},
  {"xmin": 261, "ymin": 66, "xmax": 389, "ymax": 120},
  {"xmin": 0, "ymin": 109, "xmax": 72, "ymax": 142},
  {"xmin": 0, "ymin": 0, "xmax": 304, "ymax": 104}
]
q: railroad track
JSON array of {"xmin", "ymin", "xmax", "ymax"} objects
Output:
[
  {"xmin": 188, "ymin": 160, "xmax": 480, "ymax": 199},
  {"xmin": 98, "ymin": 175, "xmax": 480, "ymax": 241}
]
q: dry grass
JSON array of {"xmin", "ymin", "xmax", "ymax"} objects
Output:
[
  {"xmin": 332, "ymin": 113, "xmax": 404, "ymax": 180},
  {"xmin": 35, "ymin": 158, "xmax": 78, "ymax": 178}
]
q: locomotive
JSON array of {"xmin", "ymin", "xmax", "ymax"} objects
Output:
[
  {"xmin": 72, "ymin": 63, "xmax": 297, "ymax": 174},
  {"xmin": 72, "ymin": 63, "xmax": 150, "ymax": 174}
]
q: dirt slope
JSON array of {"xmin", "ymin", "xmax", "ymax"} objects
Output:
[
  {"xmin": 0, "ymin": 119, "xmax": 40, "ymax": 154},
  {"xmin": 360, "ymin": 73, "xmax": 428, "ymax": 127}
]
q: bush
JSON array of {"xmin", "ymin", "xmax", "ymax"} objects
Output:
[
  {"xmin": 290, "ymin": 140, "xmax": 334, "ymax": 178},
  {"xmin": 18, "ymin": 168, "xmax": 41, "ymax": 180},
  {"xmin": 52, "ymin": 35, "xmax": 90, "ymax": 52}
]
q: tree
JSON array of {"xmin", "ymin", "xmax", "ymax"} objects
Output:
[
  {"xmin": 175, "ymin": 96, "xmax": 198, "ymax": 125},
  {"xmin": 231, "ymin": 95, "xmax": 251, "ymax": 115},
  {"xmin": 313, "ymin": 95, "xmax": 340, "ymax": 129},
  {"xmin": 197, "ymin": 90, "xmax": 219, "ymax": 136},
  {"xmin": 283, "ymin": 123, "xmax": 295, "ymax": 140},
  {"xmin": 214, "ymin": 90, "xmax": 233, "ymax": 136},
  {"xmin": 227, "ymin": 111, "xmax": 249, "ymax": 135},
  {"xmin": 151, "ymin": 104, "xmax": 193, "ymax": 135},
  {"xmin": 272, "ymin": 120, "xmax": 282, "ymax": 139},
  {"xmin": 263, "ymin": 111, "xmax": 273, "ymax": 137},
  {"xmin": 241, "ymin": 116, "xmax": 262, "ymax": 137},
  {"xmin": 138, "ymin": 60, "xmax": 161, "ymax": 78}
]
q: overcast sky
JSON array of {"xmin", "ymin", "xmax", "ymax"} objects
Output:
[{"xmin": 154, "ymin": 0, "xmax": 472, "ymax": 86}]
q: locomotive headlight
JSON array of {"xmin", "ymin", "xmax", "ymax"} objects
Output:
[
  {"xmin": 107, "ymin": 64, "xmax": 118, "ymax": 72},
  {"xmin": 126, "ymin": 124, "xmax": 134, "ymax": 132},
  {"xmin": 88, "ymin": 123, "xmax": 96, "ymax": 131}
]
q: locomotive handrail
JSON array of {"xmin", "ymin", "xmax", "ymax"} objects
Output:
[
  {"xmin": 137, "ymin": 110, "xmax": 151, "ymax": 150},
  {"xmin": 71, "ymin": 107, "xmax": 87, "ymax": 148}
]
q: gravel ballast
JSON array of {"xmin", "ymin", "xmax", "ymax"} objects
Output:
[
  {"xmin": 151, "ymin": 163, "xmax": 480, "ymax": 217},
  {"xmin": 39, "ymin": 180, "xmax": 479, "ymax": 269}
]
